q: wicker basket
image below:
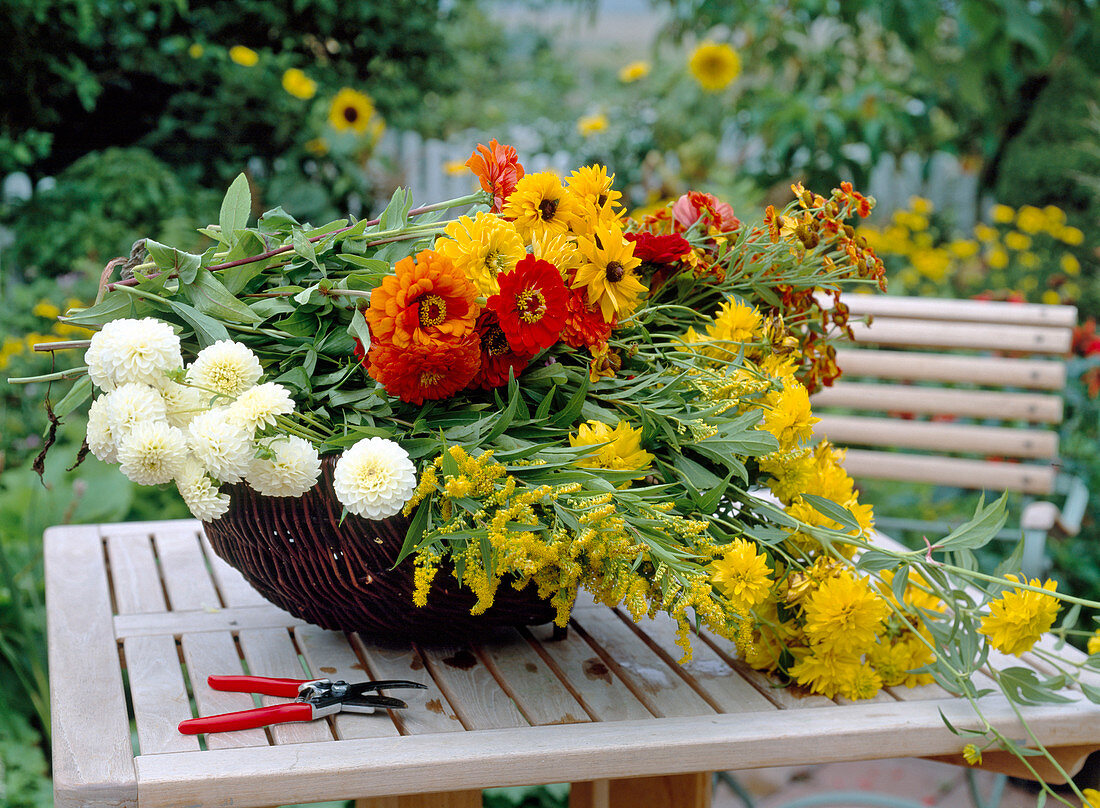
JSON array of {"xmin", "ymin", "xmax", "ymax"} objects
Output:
[{"xmin": 202, "ymin": 460, "xmax": 558, "ymax": 641}]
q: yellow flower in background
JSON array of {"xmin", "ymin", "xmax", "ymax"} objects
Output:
[
  {"xmin": 282, "ymin": 68, "xmax": 317, "ymax": 100},
  {"xmin": 908, "ymin": 196, "xmax": 933, "ymax": 215},
  {"xmin": 1042, "ymin": 205, "xmax": 1067, "ymax": 230},
  {"xmin": 444, "ymin": 160, "xmax": 469, "ymax": 176},
  {"xmin": 689, "ymin": 42, "xmax": 741, "ymax": 91},
  {"xmin": 229, "ymin": 45, "xmax": 259, "ymax": 66},
  {"xmin": 1059, "ymin": 226, "xmax": 1085, "ymax": 246},
  {"xmin": 577, "ymin": 113, "xmax": 609, "ymax": 137},
  {"xmin": 304, "ymin": 138, "xmax": 329, "ymax": 156},
  {"xmin": 570, "ymin": 420, "xmax": 654, "ymax": 475},
  {"xmin": 709, "ymin": 538, "xmax": 772, "ymax": 610},
  {"xmin": 1015, "ymin": 205, "xmax": 1045, "ymax": 234},
  {"xmin": 1061, "ymin": 254, "xmax": 1081, "ymax": 275},
  {"xmin": 188, "ymin": 43, "xmax": 204, "ymax": 59},
  {"xmin": 618, "ymin": 60, "xmax": 650, "ymax": 83},
  {"xmin": 987, "ymin": 247, "xmax": 1009, "ymax": 269},
  {"xmin": 329, "ymin": 88, "xmax": 375, "ymax": 134},
  {"xmin": 991, "ymin": 204, "xmax": 1014, "ymax": 224},
  {"xmin": 1003, "ymin": 231, "xmax": 1031, "ymax": 251},
  {"xmin": 1041, "ymin": 290, "xmax": 1061, "ymax": 305},
  {"xmin": 32, "ymin": 299, "xmax": 61, "ymax": 320},
  {"xmin": 947, "ymin": 240, "xmax": 979, "ymax": 259},
  {"xmin": 973, "ymin": 223, "xmax": 998, "ymax": 242},
  {"xmin": 978, "ymin": 575, "xmax": 1060, "ymax": 657},
  {"xmin": 1019, "ymin": 251, "xmax": 1039, "ymax": 269}
]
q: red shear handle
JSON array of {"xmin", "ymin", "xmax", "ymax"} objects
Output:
[
  {"xmin": 178, "ymin": 703, "xmax": 314, "ymax": 734},
  {"xmin": 207, "ymin": 675, "xmax": 307, "ymax": 697}
]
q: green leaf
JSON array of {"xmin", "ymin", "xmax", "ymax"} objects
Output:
[
  {"xmin": 534, "ymin": 385, "xmax": 557, "ymax": 421},
  {"xmin": 938, "ymin": 708, "xmax": 960, "ymax": 736},
  {"xmin": 166, "ymin": 300, "xmax": 230, "ymax": 348},
  {"xmin": 219, "ymin": 173, "xmax": 251, "ymax": 247},
  {"xmin": 258, "ymin": 206, "xmax": 301, "ymax": 233},
  {"xmin": 61, "ymin": 293, "xmax": 153, "ymax": 328},
  {"xmin": 182, "ymin": 272, "xmax": 260, "ymax": 324},
  {"xmin": 53, "ymin": 374, "xmax": 93, "ymax": 418},
  {"xmin": 346, "ymin": 307, "xmax": 371, "ymax": 352},
  {"xmin": 292, "ymin": 229, "xmax": 320, "ymax": 268},
  {"xmin": 394, "ymin": 499, "xmax": 431, "ymax": 567},
  {"xmin": 274, "ymin": 366, "xmax": 312, "ymax": 394},
  {"xmin": 337, "ymin": 254, "xmax": 390, "ymax": 272},
  {"xmin": 938, "ymin": 494, "xmax": 1009, "ymax": 551},
  {"xmin": 857, "ymin": 549, "xmax": 900, "ymax": 573},
  {"xmin": 378, "ymin": 187, "xmax": 414, "ymax": 230},
  {"xmin": 144, "ymin": 239, "xmax": 203, "ymax": 284},
  {"xmin": 1081, "ymin": 682, "xmax": 1100, "ymax": 705},
  {"xmin": 801, "ymin": 493, "xmax": 862, "ymax": 532},
  {"xmin": 997, "ymin": 667, "xmax": 1074, "ymax": 705}
]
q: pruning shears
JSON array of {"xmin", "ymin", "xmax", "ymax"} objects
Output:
[{"xmin": 178, "ymin": 675, "xmax": 427, "ymax": 734}]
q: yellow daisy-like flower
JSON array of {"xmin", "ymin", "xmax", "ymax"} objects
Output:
[
  {"xmin": 577, "ymin": 113, "xmax": 609, "ymax": 137},
  {"xmin": 282, "ymin": 68, "xmax": 317, "ymax": 100},
  {"xmin": 709, "ymin": 538, "xmax": 772, "ymax": 610},
  {"xmin": 978, "ymin": 575, "xmax": 1060, "ymax": 657},
  {"xmin": 569, "ymin": 420, "xmax": 654, "ymax": 476},
  {"xmin": 329, "ymin": 88, "xmax": 375, "ymax": 134},
  {"xmin": 1059, "ymin": 225, "xmax": 1085, "ymax": 246},
  {"xmin": 572, "ymin": 222, "xmax": 646, "ymax": 321},
  {"xmin": 228, "ymin": 45, "xmax": 259, "ymax": 67},
  {"xmin": 531, "ymin": 232, "xmax": 582, "ymax": 278},
  {"xmin": 1014, "ymin": 205, "xmax": 1045, "ymax": 234},
  {"xmin": 688, "ymin": 42, "xmax": 741, "ymax": 92},
  {"xmin": 761, "ymin": 382, "xmax": 819, "ymax": 451},
  {"xmin": 188, "ymin": 43, "xmax": 204, "ymax": 59},
  {"xmin": 1087, "ymin": 628, "xmax": 1100, "ymax": 656},
  {"xmin": 1004, "ymin": 231, "xmax": 1031, "ymax": 251},
  {"xmin": 788, "ymin": 646, "xmax": 862, "ymax": 699},
  {"xmin": 435, "ymin": 212, "xmax": 527, "ymax": 296},
  {"xmin": 803, "ymin": 570, "xmax": 890, "ymax": 657},
  {"xmin": 566, "ymin": 164, "xmax": 623, "ymax": 229},
  {"xmin": 987, "ymin": 247, "xmax": 1009, "ymax": 269},
  {"xmin": 686, "ymin": 299, "xmax": 762, "ymax": 362},
  {"xmin": 991, "ymin": 204, "xmax": 1015, "ymax": 224},
  {"xmin": 1061, "ymin": 254, "xmax": 1081, "ymax": 275},
  {"xmin": 502, "ymin": 171, "xmax": 581, "ymax": 242},
  {"xmin": 619, "ymin": 60, "xmax": 650, "ymax": 82}
]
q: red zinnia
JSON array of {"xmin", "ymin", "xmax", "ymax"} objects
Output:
[
  {"xmin": 671, "ymin": 191, "xmax": 741, "ymax": 234},
  {"xmin": 487, "ymin": 255, "xmax": 568, "ymax": 355},
  {"xmin": 367, "ymin": 333, "xmax": 481, "ymax": 405},
  {"xmin": 560, "ymin": 284, "xmax": 613, "ymax": 350},
  {"xmin": 625, "ymin": 232, "xmax": 691, "ymax": 264},
  {"xmin": 466, "ymin": 139, "xmax": 525, "ymax": 213},
  {"xmin": 470, "ymin": 311, "xmax": 532, "ymax": 390}
]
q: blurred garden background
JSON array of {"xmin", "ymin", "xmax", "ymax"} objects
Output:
[{"xmin": 1, "ymin": 0, "xmax": 1098, "ymax": 804}]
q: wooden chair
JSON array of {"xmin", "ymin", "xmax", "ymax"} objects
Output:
[{"xmin": 811, "ymin": 293, "xmax": 1088, "ymax": 577}]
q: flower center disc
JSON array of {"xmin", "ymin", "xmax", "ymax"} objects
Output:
[
  {"xmin": 486, "ymin": 325, "xmax": 511, "ymax": 357},
  {"xmin": 418, "ymin": 294, "xmax": 448, "ymax": 327},
  {"xmin": 516, "ymin": 289, "xmax": 547, "ymax": 323},
  {"xmin": 343, "ymin": 106, "xmax": 359, "ymax": 124},
  {"xmin": 605, "ymin": 261, "xmax": 626, "ymax": 283},
  {"xmin": 538, "ymin": 198, "xmax": 559, "ymax": 221},
  {"xmin": 420, "ymin": 369, "xmax": 445, "ymax": 387}
]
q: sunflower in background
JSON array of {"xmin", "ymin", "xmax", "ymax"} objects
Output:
[{"xmin": 329, "ymin": 88, "xmax": 376, "ymax": 134}]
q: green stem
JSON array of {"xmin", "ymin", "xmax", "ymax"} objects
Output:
[
  {"xmin": 934, "ymin": 563, "xmax": 1100, "ymax": 609},
  {"xmin": 8, "ymin": 367, "xmax": 89, "ymax": 384}
]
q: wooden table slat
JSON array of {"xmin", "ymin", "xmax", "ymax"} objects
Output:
[
  {"xmin": 294, "ymin": 625, "xmax": 402, "ymax": 740},
  {"xmin": 115, "ymin": 604, "xmax": 304, "ymax": 638},
  {"xmin": 45, "ymin": 525, "xmax": 138, "ymax": 808},
  {"xmin": 612, "ymin": 610, "xmax": 777, "ymax": 714},
  {"xmin": 569, "ymin": 607, "xmax": 716, "ymax": 718},
  {"xmin": 237, "ymin": 627, "xmax": 334, "ymax": 745},
  {"xmin": 199, "ymin": 534, "xmax": 272, "ymax": 608},
  {"xmin": 179, "ymin": 631, "xmax": 270, "ymax": 750},
  {"xmin": 124, "ymin": 634, "xmax": 200, "ymax": 754},
  {"xmin": 105, "ymin": 531, "xmax": 166, "ymax": 614},
  {"xmin": 699, "ymin": 629, "xmax": 836, "ymax": 709},
  {"xmin": 417, "ymin": 642, "xmax": 530, "ymax": 731},
  {"xmin": 524, "ymin": 623, "xmax": 653, "ymax": 722},
  {"xmin": 349, "ymin": 636, "xmax": 467, "ymax": 736},
  {"xmin": 152, "ymin": 527, "xmax": 222, "ymax": 612},
  {"xmin": 474, "ymin": 627, "xmax": 590, "ymax": 725}
]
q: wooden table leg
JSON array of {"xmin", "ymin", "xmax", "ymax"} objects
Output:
[
  {"xmin": 570, "ymin": 773, "xmax": 712, "ymax": 808},
  {"xmin": 355, "ymin": 791, "xmax": 482, "ymax": 808}
]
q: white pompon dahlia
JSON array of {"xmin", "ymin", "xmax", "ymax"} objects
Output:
[
  {"xmin": 86, "ymin": 395, "xmax": 119, "ymax": 463},
  {"xmin": 85, "ymin": 318, "xmax": 182, "ymax": 391},
  {"xmin": 247, "ymin": 436, "xmax": 322, "ymax": 497},
  {"xmin": 157, "ymin": 379, "xmax": 207, "ymax": 429},
  {"xmin": 116, "ymin": 421, "xmax": 189, "ymax": 485},
  {"xmin": 187, "ymin": 409, "xmax": 253, "ymax": 483},
  {"xmin": 332, "ymin": 437, "xmax": 417, "ymax": 520},
  {"xmin": 229, "ymin": 382, "xmax": 295, "ymax": 433},
  {"xmin": 186, "ymin": 340, "xmax": 262, "ymax": 398},
  {"xmin": 175, "ymin": 458, "xmax": 231, "ymax": 521},
  {"xmin": 105, "ymin": 383, "xmax": 169, "ymax": 439}
]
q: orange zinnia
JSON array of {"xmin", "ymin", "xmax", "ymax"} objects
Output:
[
  {"xmin": 470, "ymin": 311, "xmax": 532, "ymax": 390},
  {"xmin": 466, "ymin": 140, "xmax": 525, "ymax": 213},
  {"xmin": 366, "ymin": 250, "xmax": 480, "ymax": 349},
  {"xmin": 560, "ymin": 282, "xmax": 612, "ymax": 350},
  {"xmin": 368, "ymin": 333, "xmax": 481, "ymax": 404}
]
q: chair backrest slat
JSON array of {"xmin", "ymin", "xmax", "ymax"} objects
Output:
[
  {"xmin": 832, "ymin": 349, "xmax": 1066, "ymax": 390},
  {"xmin": 811, "ymin": 382, "xmax": 1063, "ymax": 423},
  {"xmin": 813, "ymin": 415, "xmax": 1059, "ymax": 459}
]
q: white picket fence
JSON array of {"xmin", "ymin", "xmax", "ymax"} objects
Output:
[{"xmin": 1, "ymin": 129, "xmax": 984, "ymax": 254}]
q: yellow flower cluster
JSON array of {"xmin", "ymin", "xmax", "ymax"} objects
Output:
[
  {"xmin": 1, "ymin": 298, "xmax": 92, "ymax": 371},
  {"xmin": 978, "ymin": 575, "xmax": 1061, "ymax": 656}
]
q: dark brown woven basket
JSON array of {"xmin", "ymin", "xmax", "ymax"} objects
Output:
[{"xmin": 202, "ymin": 459, "xmax": 558, "ymax": 642}]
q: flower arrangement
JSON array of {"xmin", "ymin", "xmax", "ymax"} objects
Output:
[{"xmin": 14, "ymin": 142, "xmax": 1100, "ymax": 803}]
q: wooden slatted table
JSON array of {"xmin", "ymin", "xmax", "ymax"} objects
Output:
[{"xmin": 46, "ymin": 520, "xmax": 1100, "ymax": 808}]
